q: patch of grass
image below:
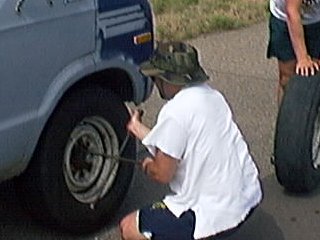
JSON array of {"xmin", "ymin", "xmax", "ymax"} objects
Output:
[
  {"xmin": 152, "ymin": 0, "xmax": 200, "ymax": 14},
  {"xmin": 151, "ymin": 0, "xmax": 269, "ymax": 40}
]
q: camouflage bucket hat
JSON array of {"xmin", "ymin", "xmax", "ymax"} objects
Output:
[{"xmin": 140, "ymin": 41, "xmax": 209, "ymax": 85}]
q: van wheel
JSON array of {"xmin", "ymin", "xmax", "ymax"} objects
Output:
[
  {"xmin": 17, "ymin": 87, "xmax": 136, "ymax": 233},
  {"xmin": 274, "ymin": 73, "xmax": 320, "ymax": 193}
]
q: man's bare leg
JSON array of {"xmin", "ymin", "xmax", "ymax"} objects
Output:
[{"xmin": 119, "ymin": 211, "xmax": 148, "ymax": 240}]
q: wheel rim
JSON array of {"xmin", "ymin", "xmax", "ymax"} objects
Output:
[
  {"xmin": 63, "ymin": 116, "xmax": 119, "ymax": 204},
  {"xmin": 312, "ymin": 109, "xmax": 320, "ymax": 169}
]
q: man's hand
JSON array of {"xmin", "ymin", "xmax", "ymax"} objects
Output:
[
  {"xmin": 296, "ymin": 55, "xmax": 319, "ymax": 76},
  {"xmin": 126, "ymin": 108, "xmax": 142, "ymax": 131},
  {"xmin": 141, "ymin": 157, "xmax": 154, "ymax": 173},
  {"xmin": 126, "ymin": 108, "xmax": 150, "ymax": 141}
]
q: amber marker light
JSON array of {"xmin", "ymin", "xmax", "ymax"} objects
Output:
[{"xmin": 134, "ymin": 32, "xmax": 152, "ymax": 45}]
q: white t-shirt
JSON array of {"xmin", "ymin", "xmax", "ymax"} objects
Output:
[
  {"xmin": 270, "ymin": 0, "xmax": 320, "ymax": 24},
  {"xmin": 142, "ymin": 83, "xmax": 262, "ymax": 239}
]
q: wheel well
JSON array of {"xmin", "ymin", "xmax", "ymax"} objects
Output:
[
  {"xmin": 38, "ymin": 68, "xmax": 133, "ymax": 156},
  {"xmin": 70, "ymin": 68, "xmax": 134, "ymax": 102}
]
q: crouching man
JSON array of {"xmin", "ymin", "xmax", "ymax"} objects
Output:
[{"xmin": 120, "ymin": 42, "xmax": 263, "ymax": 240}]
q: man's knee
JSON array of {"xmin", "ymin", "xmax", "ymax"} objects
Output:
[
  {"xmin": 120, "ymin": 212, "xmax": 145, "ymax": 240},
  {"xmin": 119, "ymin": 214, "xmax": 133, "ymax": 240}
]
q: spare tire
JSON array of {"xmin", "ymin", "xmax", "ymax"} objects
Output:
[{"xmin": 274, "ymin": 73, "xmax": 320, "ymax": 193}]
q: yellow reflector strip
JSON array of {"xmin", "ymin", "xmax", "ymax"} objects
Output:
[{"xmin": 134, "ymin": 32, "xmax": 152, "ymax": 45}]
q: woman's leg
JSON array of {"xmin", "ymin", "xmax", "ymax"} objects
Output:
[{"xmin": 277, "ymin": 60, "xmax": 296, "ymax": 106}]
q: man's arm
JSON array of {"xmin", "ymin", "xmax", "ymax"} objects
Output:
[
  {"xmin": 126, "ymin": 108, "xmax": 178, "ymax": 184},
  {"xmin": 126, "ymin": 109, "xmax": 150, "ymax": 140},
  {"xmin": 142, "ymin": 149, "xmax": 178, "ymax": 184},
  {"xmin": 285, "ymin": 0, "xmax": 319, "ymax": 75}
]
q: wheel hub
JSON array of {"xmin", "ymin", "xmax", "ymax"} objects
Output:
[
  {"xmin": 312, "ymin": 109, "xmax": 320, "ymax": 169},
  {"xmin": 63, "ymin": 116, "xmax": 119, "ymax": 204}
]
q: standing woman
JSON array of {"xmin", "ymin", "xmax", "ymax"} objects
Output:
[{"xmin": 267, "ymin": 0, "xmax": 320, "ymax": 105}]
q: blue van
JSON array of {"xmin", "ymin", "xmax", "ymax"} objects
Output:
[{"xmin": 0, "ymin": 0, "xmax": 154, "ymax": 232}]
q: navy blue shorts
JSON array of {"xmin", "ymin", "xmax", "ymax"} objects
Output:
[
  {"xmin": 267, "ymin": 14, "xmax": 320, "ymax": 61},
  {"xmin": 137, "ymin": 202, "xmax": 255, "ymax": 240},
  {"xmin": 138, "ymin": 202, "xmax": 196, "ymax": 240}
]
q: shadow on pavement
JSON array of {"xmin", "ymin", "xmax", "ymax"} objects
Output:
[
  {"xmin": 0, "ymin": 170, "xmax": 169, "ymax": 240},
  {"xmin": 260, "ymin": 174, "xmax": 320, "ymax": 240},
  {"xmin": 221, "ymin": 207, "xmax": 285, "ymax": 240},
  {"xmin": 2, "ymin": 171, "xmax": 320, "ymax": 239}
]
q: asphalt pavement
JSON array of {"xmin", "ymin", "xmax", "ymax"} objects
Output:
[{"xmin": 1, "ymin": 21, "xmax": 320, "ymax": 240}]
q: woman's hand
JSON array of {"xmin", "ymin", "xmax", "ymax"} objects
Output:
[{"xmin": 296, "ymin": 55, "xmax": 319, "ymax": 76}]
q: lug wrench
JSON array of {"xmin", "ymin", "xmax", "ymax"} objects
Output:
[
  {"xmin": 87, "ymin": 108, "xmax": 149, "ymax": 164},
  {"xmin": 88, "ymin": 150, "xmax": 140, "ymax": 165},
  {"xmin": 88, "ymin": 145, "xmax": 152, "ymax": 165}
]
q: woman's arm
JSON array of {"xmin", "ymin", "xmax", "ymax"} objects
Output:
[
  {"xmin": 285, "ymin": 0, "xmax": 319, "ymax": 75},
  {"xmin": 286, "ymin": 0, "xmax": 319, "ymax": 76}
]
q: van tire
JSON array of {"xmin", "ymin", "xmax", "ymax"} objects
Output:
[
  {"xmin": 16, "ymin": 86, "xmax": 135, "ymax": 233},
  {"xmin": 274, "ymin": 74, "xmax": 320, "ymax": 193}
]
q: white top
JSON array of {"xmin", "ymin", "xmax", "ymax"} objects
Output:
[
  {"xmin": 270, "ymin": 0, "xmax": 320, "ymax": 24},
  {"xmin": 142, "ymin": 83, "xmax": 262, "ymax": 239}
]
